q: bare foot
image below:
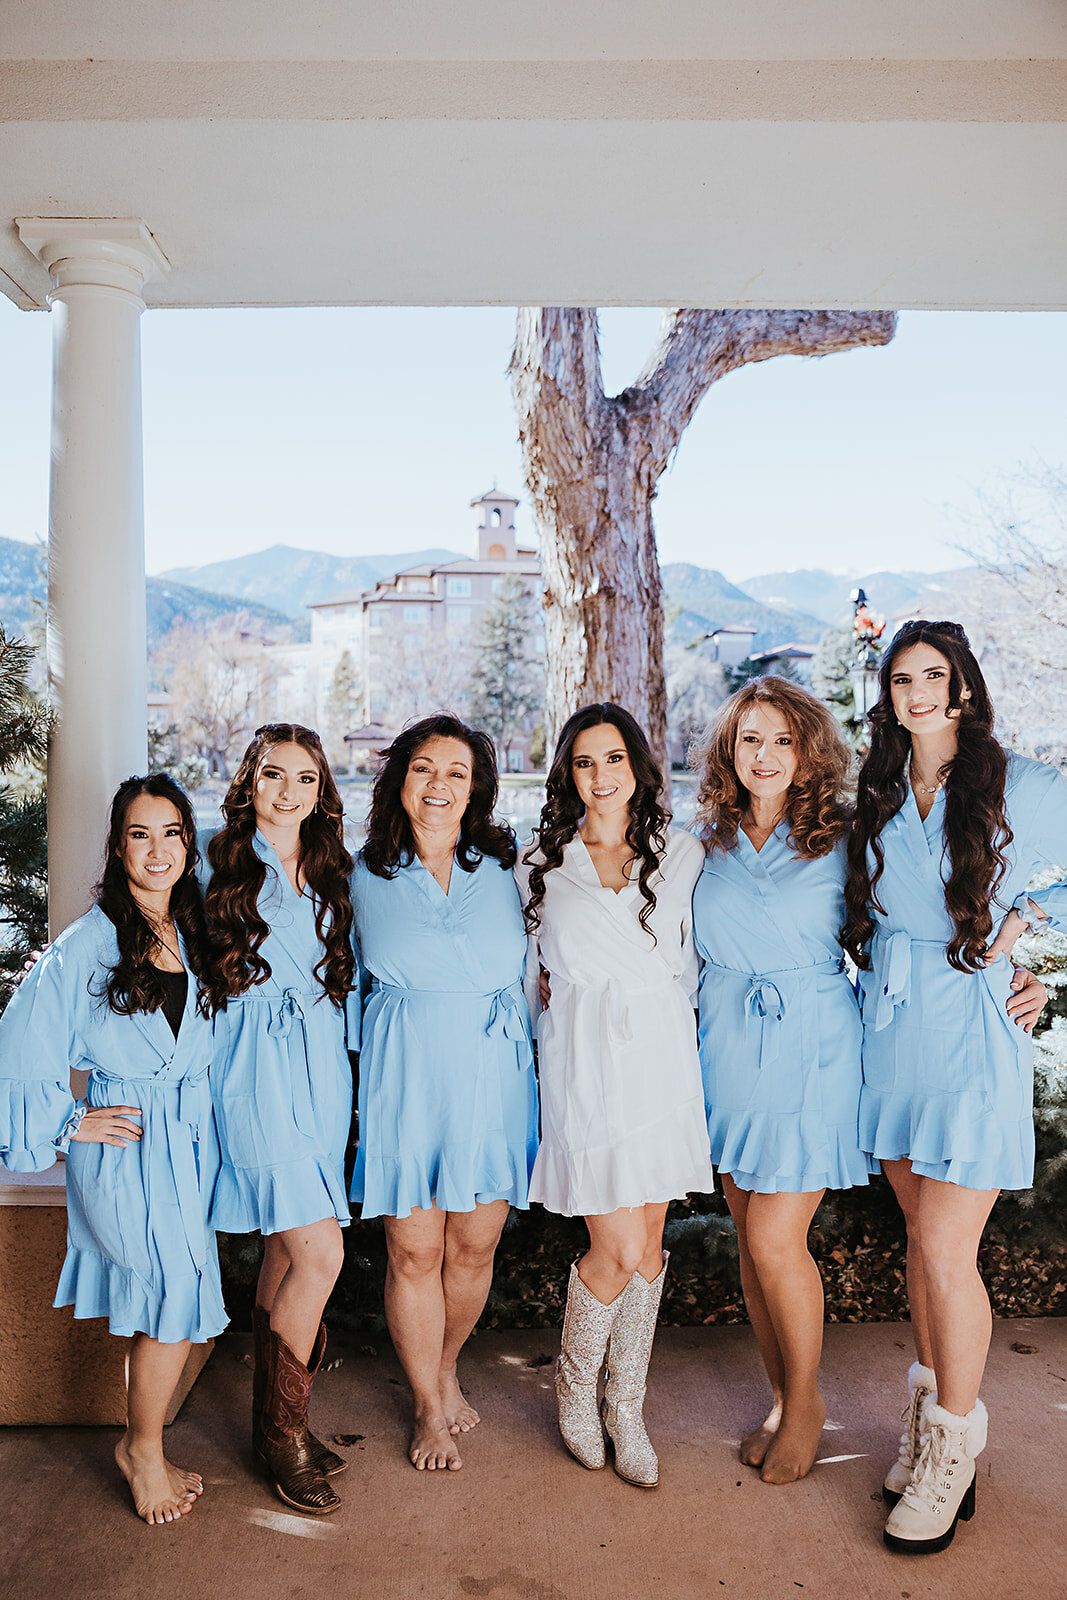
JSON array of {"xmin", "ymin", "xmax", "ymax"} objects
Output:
[
  {"xmin": 739, "ymin": 1399, "xmax": 783, "ymax": 1468},
  {"xmin": 759, "ymin": 1394, "xmax": 827, "ymax": 1485},
  {"xmin": 115, "ymin": 1434, "xmax": 201, "ymax": 1525},
  {"xmin": 409, "ymin": 1407, "xmax": 463, "ymax": 1472},
  {"xmin": 440, "ymin": 1368, "xmax": 480, "ymax": 1435}
]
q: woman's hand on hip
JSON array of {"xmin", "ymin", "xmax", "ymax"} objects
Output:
[{"xmin": 70, "ymin": 1107, "xmax": 143, "ymax": 1148}]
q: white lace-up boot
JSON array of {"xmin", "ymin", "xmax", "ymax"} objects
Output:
[
  {"xmin": 883, "ymin": 1396, "xmax": 987, "ymax": 1554},
  {"xmin": 555, "ymin": 1261, "xmax": 619, "ymax": 1470},
  {"xmin": 883, "ymin": 1362, "xmax": 937, "ymax": 1504}
]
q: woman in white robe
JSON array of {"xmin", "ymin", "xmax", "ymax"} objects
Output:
[{"xmin": 517, "ymin": 704, "xmax": 713, "ymax": 1489}]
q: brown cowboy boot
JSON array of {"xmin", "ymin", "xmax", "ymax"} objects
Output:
[
  {"xmin": 258, "ymin": 1326, "xmax": 341, "ymax": 1515},
  {"xmin": 252, "ymin": 1308, "xmax": 346, "ymax": 1477}
]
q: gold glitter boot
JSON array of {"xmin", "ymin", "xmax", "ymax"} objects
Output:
[
  {"xmin": 555, "ymin": 1261, "xmax": 619, "ymax": 1470},
  {"xmin": 602, "ymin": 1251, "xmax": 668, "ymax": 1488}
]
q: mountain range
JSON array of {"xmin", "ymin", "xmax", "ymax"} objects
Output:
[
  {"xmin": 738, "ymin": 567, "xmax": 966, "ymax": 628},
  {"xmin": 0, "ymin": 533, "xmax": 968, "ymax": 661},
  {"xmin": 159, "ymin": 545, "xmax": 461, "ymax": 624}
]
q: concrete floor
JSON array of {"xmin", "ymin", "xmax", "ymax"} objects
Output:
[{"xmin": 3, "ymin": 1318, "xmax": 1065, "ymax": 1600}]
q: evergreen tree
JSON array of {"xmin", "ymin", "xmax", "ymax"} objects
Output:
[
  {"xmin": 810, "ymin": 624, "xmax": 868, "ymax": 752},
  {"xmin": 469, "ymin": 576, "xmax": 544, "ymax": 770},
  {"xmin": 722, "ymin": 656, "xmax": 801, "ymax": 695},
  {"xmin": 0, "ymin": 625, "xmax": 51, "ymax": 1007},
  {"xmin": 325, "ymin": 649, "xmax": 362, "ymax": 766}
]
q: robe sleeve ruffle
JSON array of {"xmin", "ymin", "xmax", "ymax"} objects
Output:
[{"xmin": 0, "ymin": 937, "xmax": 85, "ymax": 1170}]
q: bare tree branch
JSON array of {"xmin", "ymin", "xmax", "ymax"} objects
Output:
[{"xmin": 626, "ymin": 309, "xmax": 898, "ymax": 474}]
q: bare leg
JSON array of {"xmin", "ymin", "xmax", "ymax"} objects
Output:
[
  {"xmin": 383, "ymin": 1207, "xmax": 461, "ymax": 1471},
  {"xmin": 744, "ymin": 1189, "xmax": 827, "ymax": 1484},
  {"xmin": 580, "ymin": 1202, "xmax": 668, "ymax": 1306},
  {"xmin": 267, "ymin": 1219, "xmax": 345, "ymax": 1365},
  {"xmin": 256, "ymin": 1232, "xmax": 291, "ymax": 1316},
  {"xmin": 439, "ymin": 1199, "xmax": 510, "ymax": 1433},
  {"xmin": 720, "ymin": 1174, "xmax": 787, "ymax": 1466},
  {"xmin": 883, "ymin": 1159, "xmax": 934, "ymax": 1369},
  {"xmin": 916, "ymin": 1178, "xmax": 998, "ymax": 1416},
  {"xmin": 115, "ymin": 1335, "xmax": 202, "ymax": 1525}
]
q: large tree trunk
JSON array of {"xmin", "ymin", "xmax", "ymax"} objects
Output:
[{"xmin": 511, "ymin": 308, "xmax": 897, "ymax": 774}]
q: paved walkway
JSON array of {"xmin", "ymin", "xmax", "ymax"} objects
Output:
[{"xmin": 4, "ymin": 1318, "xmax": 1065, "ymax": 1600}]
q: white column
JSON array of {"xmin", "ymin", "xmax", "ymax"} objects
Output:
[{"xmin": 16, "ymin": 220, "xmax": 169, "ymax": 934}]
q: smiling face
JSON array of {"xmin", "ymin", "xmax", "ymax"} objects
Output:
[
  {"xmin": 733, "ymin": 703, "xmax": 798, "ymax": 809},
  {"xmin": 117, "ymin": 793, "xmax": 188, "ymax": 904},
  {"xmin": 252, "ymin": 740, "xmax": 322, "ymax": 832},
  {"xmin": 400, "ymin": 736, "xmax": 474, "ymax": 833},
  {"xmin": 570, "ymin": 722, "xmax": 638, "ymax": 818},
  {"xmin": 889, "ymin": 642, "xmax": 969, "ymax": 739}
]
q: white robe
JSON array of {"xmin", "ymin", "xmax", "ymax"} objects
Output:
[{"xmin": 516, "ymin": 828, "xmax": 714, "ymax": 1216}]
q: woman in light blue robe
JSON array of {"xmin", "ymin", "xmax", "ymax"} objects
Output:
[
  {"xmin": 844, "ymin": 620, "xmax": 1066, "ymax": 1554},
  {"xmin": 0, "ymin": 774, "xmax": 225, "ymax": 1525},
  {"xmin": 351, "ymin": 714, "xmax": 537, "ymax": 1474},
  {"xmin": 204, "ymin": 723, "xmax": 355, "ymax": 1516},
  {"xmin": 691, "ymin": 679, "xmax": 867, "ymax": 1489}
]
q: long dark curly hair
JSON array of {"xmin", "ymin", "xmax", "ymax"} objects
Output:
[
  {"xmin": 95, "ymin": 774, "xmax": 215, "ymax": 1018},
  {"xmin": 361, "ymin": 713, "xmax": 516, "ymax": 877},
  {"xmin": 692, "ymin": 676, "xmax": 853, "ymax": 858},
  {"xmin": 523, "ymin": 703, "xmax": 670, "ymax": 937},
  {"xmin": 843, "ymin": 620, "xmax": 1012, "ymax": 973},
  {"xmin": 204, "ymin": 724, "xmax": 354, "ymax": 1010}
]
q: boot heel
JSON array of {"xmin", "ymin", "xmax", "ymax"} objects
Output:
[{"xmin": 959, "ymin": 1475, "xmax": 976, "ymax": 1521}]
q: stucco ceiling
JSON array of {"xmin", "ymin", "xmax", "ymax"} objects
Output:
[{"xmin": 1, "ymin": 1, "xmax": 1064, "ymax": 311}]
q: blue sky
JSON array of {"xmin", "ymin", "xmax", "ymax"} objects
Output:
[{"xmin": 1, "ymin": 298, "xmax": 1063, "ymax": 582}]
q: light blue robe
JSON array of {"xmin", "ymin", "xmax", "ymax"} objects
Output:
[
  {"xmin": 208, "ymin": 832, "xmax": 353, "ymax": 1233},
  {"xmin": 350, "ymin": 850, "xmax": 538, "ymax": 1220},
  {"xmin": 859, "ymin": 752, "xmax": 1067, "ymax": 1191},
  {"xmin": 694, "ymin": 830, "xmax": 872, "ymax": 1194},
  {"xmin": 0, "ymin": 906, "xmax": 226, "ymax": 1343}
]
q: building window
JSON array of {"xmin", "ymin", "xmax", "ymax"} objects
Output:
[
  {"xmin": 446, "ymin": 576, "xmax": 471, "ymax": 598},
  {"xmin": 403, "ymin": 605, "xmax": 429, "ymax": 624},
  {"xmin": 448, "ymin": 605, "xmax": 472, "ymax": 627},
  {"xmin": 491, "ymin": 508, "xmax": 502, "ymax": 527},
  {"xmin": 369, "ymin": 610, "xmax": 384, "ymax": 630}
]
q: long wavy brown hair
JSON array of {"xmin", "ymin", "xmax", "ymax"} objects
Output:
[
  {"xmin": 95, "ymin": 774, "xmax": 216, "ymax": 1019},
  {"xmin": 361, "ymin": 713, "xmax": 516, "ymax": 877},
  {"xmin": 204, "ymin": 724, "xmax": 354, "ymax": 1010},
  {"xmin": 523, "ymin": 704, "xmax": 670, "ymax": 938},
  {"xmin": 842, "ymin": 620, "xmax": 1012, "ymax": 973},
  {"xmin": 692, "ymin": 677, "xmax": 853, "ymax": 858}
]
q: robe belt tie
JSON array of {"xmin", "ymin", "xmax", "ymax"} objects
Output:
[
  {"xmin": 744, "ymin": 979, "xmax": 786, "ymax": 1072},
  {"xmin": 370, "ymin": 978, "xmax": 532, "ymax": 1061},
  {"xmin": 554, "ymin": 975, "xmax": 668, "ymax": 1049},
  {"xmin": 867, "ymin": 933, "xmax": 946, "ymax": 1033},
  {"xmin": 704, "ymin": 957, "xmax": 844, "ymax": 1075},
  {"xmin": 236, "ymin": 988, "xmax": 319, "ymax": 1139}
]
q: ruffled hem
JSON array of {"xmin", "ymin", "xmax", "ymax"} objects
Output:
[
  {"xmin": 709, "ymin": 1109, "xmax": 875, "ymax": 1194},
  {"xmin": 353, "ymin": 1131, "xmax": 536, "ymax": 1220},
  {"xmin": 859, "ymin": 1086, "xmax": 1035, "ymax": 1191},
  {"xmin": 0, "ymin": 1078, "xmax": 77, "ymax": 1171},
  {"xmin": 530, "ymin": 1117, "xmax": 715, "ymax": 1218},
  {"xmin": 54, "ymin": 1247, "xmax": 228, "ymax": 1344},
  {"xmin": 209, "ymin": 1158, "xmax": 351, "ymax": 1234}
]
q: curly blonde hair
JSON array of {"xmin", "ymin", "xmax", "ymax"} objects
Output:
[{"xmin": 691, "ymin": 677, "xmax": 853, "ymax": 858}]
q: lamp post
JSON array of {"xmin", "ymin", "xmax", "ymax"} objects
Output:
[{"xmin": 848, "ymin": 587, "xmax": 886, "ymax": 722}]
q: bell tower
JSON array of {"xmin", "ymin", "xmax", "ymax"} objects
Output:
[{"xmin": 471, "ymin": 488, "xmax": 519, "ymax": 560}]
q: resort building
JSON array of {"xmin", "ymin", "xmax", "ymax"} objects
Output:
[{"xmin": 306, "ymin": 489, "xmax": 544, "ymax": 768}]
